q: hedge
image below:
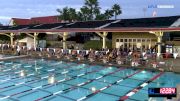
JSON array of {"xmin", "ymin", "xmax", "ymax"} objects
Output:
[{"xmin": 83, "ymin": 40, "xmax": 112, "ymax": 50}]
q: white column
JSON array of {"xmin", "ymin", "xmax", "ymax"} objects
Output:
[
  {"xmin": 10, "ymin": 33, "xmax": 14, "ymax": 46},
  {"xmin": 102, "ymin": 32, "xmax": 108, "ymax": 49},
  {"xmin": 102, "ymin": 36, "xmax": 106, "ymax": 49},
  {"xmin": 63, "ymin": 32, "xmax": 68, "ymax": 49},
  {"xmin": 34, "ymin": 33, "xmax": 38, "ymax": 49},
  {"xmin": 157, "ymin": 36, "xmax": 162, "ymax": 54},
  {"xmin": 156, "ymin": 32, "xmax": 163, "ymax": 57}
]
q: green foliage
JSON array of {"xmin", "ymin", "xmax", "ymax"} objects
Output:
[
  {"xmin": 104, "ymin": 9, "xmax": 114, "ymax": 19},
  {"xmin": 57, "ymin": 0, "xmax": 122, "ymax": 21},
  {"xmin": 95, "ymin": 14, "xmax": 106, "ymax": 20},
  {"xmin": 46, "ymin": 42, "xmax": 51, "ymax": 48},
  {"xmin": 79, "ymin": 6, "xmax": 91, "ymax": 21},
  {"xmin": 16, "ymin": 33, "xmax": 27, "ymax": 40},
  {"xmin": 112, "ymin": 4, "xmax": 122, "ymax": 20},
  {"xmin": 83, "ymin": 40, "xmax": 112, "ymax": 50},
  {"xmin": 57, "ymin": 7, "xmax": 78, "ymax": 22},
  {"xmin": 0, "ymin": 35, "xmax": 10, "ymax": 42},
  {"xmin": 83, "ymin": 0, "xmax": 100, "ymax": 20}
]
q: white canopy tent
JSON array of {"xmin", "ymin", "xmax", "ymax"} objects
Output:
[{"xmin": 18, "ymin": 37, "xmax": 34, "ymax": 48}]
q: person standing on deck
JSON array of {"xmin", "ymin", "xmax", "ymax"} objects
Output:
[{"xmin": 17, "ymin": 46, "xmax": 21, "ymax": 55}]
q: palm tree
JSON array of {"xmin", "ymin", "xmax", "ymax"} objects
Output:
[
  {"xmin": 57, "ymin": 7, "xmax": 79, "ymax": 22},
  {"xmin": 95, "ymin": 14, "xmax": 106, "ymax": 20},
  {"xmin": 84, "ymin": 0, "xmax": 100, "ymax": 20},
  {"xmin": 68, "ymin": 8, "xmax": 78, "ymax": 22},
  {"xmin": 76, "ymin": 12, "xmax": 83, "ymax": 21},
  {"xmin": 104, "ymin": 9, "xmax": 114, "ymax": 19},
  {"xmin": 57, "ymin": 7, "xmax": 70, "ymax": 21},
  {"xmin": 80, "ymin": 6, "xmax": 91, "ymax": 21},
  {"xmin": 112, "ymin": 4, "xmax": 122, "ymax": 20},
  {"xmin": 56, "ymin": 0, "xmax": 122, "ymax": 21}
]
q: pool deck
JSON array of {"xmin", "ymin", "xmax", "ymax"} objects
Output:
[{"xmin": 0, "ymin": 55, "xmax": 29, "ymax": 61}]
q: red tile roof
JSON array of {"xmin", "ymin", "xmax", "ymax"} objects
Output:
[{"xmin": 11, "ymin": 15, "xmax": 61, "ymax": 25}]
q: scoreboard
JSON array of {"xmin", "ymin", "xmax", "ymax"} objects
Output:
[{"xmin": 148, "ymin": 88, "xmax": 177, "ymax": 99}]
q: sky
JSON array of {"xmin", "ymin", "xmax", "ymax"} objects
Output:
[{"xmin": 0, "ymin": 0, "xmax": 180, "ymax": 25}]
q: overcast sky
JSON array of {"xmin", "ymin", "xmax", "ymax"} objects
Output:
[{"xmin": 0, "ymin": 0, "xmax": 180, "ymax": 25}]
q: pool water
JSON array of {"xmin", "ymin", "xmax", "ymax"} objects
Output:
[{"xmin": 0, "ymin": 58, "xmax": 179, "ymax": 101}]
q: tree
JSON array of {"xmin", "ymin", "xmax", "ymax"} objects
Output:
[
  {"xmin": 57, "ymin": 0, "xmax": 122, "ymax": 21},
  {"xmin": 83, "ymin": 0, "xmax": 101, "ymax": 20},
  {"xmin": 95, "ymin": 14, "xmax": 106, "ymax": 20},
  {"xmin": 104, "ymin": 9, "xmax": 114, "ymax": 19},
  {"xmin": 0, "ymin": 35, "xmax": 9, "ymax": 42},
  {"xmin": 111, "ymin": 4, "xmax": 122, "ymax": 20},
  {"xmin": 14, "ymin": 33, "xmax": 26, "ymax": 42},
  {"xmin": 76, "ymin": 12, "xmax": 84, "ymax": 21},
  {"xmin": 57, "ymin": 7, "xmax": 78, "ymax": 22},
  {"xmin": 57, "ymin": 7, "xmax": 70, "ymax": 21},
  {"xmin": 68, "ymin": 8, "xmax": 78, "ymax": 21},
  {"xmin": 79, "ymin": 6, "xmax": 91, "ymax": 21}
]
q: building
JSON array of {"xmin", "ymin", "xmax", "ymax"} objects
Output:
[
  {"xmin": 1, "ymin": 15, "xmax": 180, "ymax": 54},
  {"xmin": 110, "ymin": 16, "xmax": 180, "ymax": 52},
  {"xmin": 8, "ymin": 15, "xmax": 63, "ymax": 42},
  {"xmin": 9, "ymin": 15, "xmax": 61, "ymax": 25},
  {"xmin": 9, "ymin": 18, "xmax": 31, "ymax": 25},
  {"xmin": 18, "ymin": 37, "xmax": 34, "ymax": 48}
]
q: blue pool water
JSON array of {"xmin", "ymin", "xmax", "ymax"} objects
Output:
[{"xmin": 0, "ymin": 58, "xmax": 179, "ymax": 101}]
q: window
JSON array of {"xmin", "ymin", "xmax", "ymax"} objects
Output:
[{"xmin": 115, "ymin": 38, "xmax": 153, "ymax": 51}]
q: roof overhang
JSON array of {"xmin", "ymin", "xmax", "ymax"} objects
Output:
[{"xmin": 0, "ymin": 27, "xmax": 180, "ymax": 33}]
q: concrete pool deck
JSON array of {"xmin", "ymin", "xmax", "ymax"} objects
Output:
[{"xmin": 0, "ymin": 55, "xmax": 29, "ymax": 61}]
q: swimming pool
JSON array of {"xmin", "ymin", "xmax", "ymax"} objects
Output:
[{"xmin": 0, "ymin": 58, "xmax": 179, "ymax": 101}]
